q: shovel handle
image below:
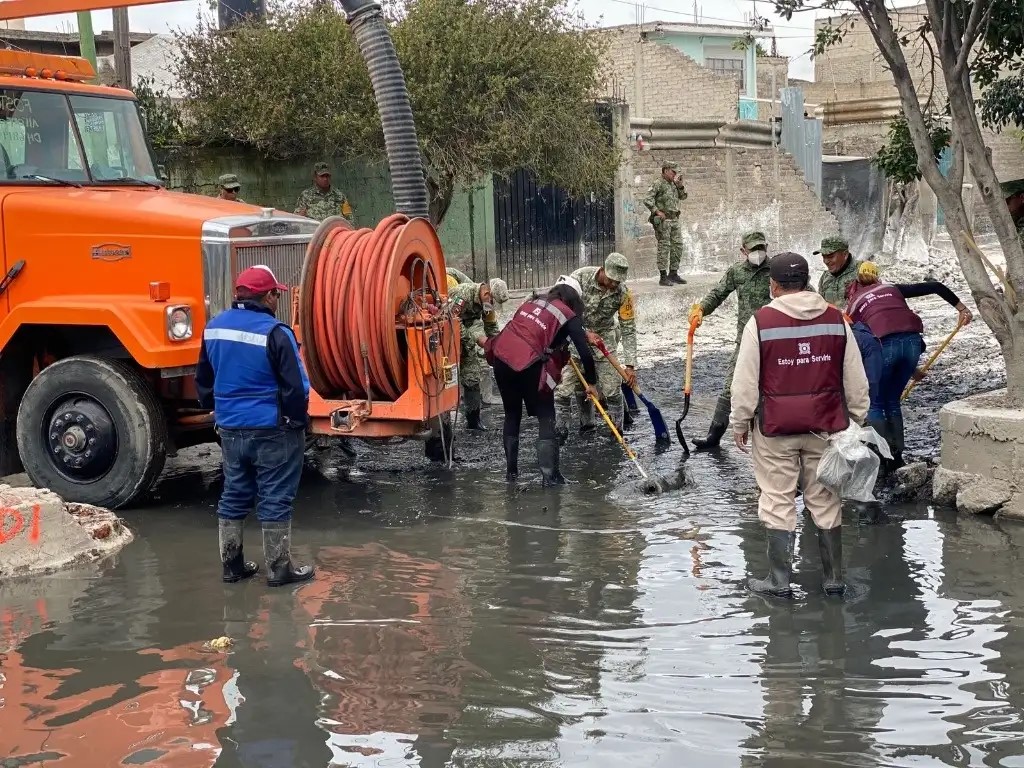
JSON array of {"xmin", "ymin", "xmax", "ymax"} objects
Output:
[
  {"xmin": 569, "ymin": 357, "xmax": 647, "ymax": 478},
  {"xmin": 901, "ymin": 317, "xmax": 966, "ymax": 401},
  {"xmin": 684, "ymin": 321, "xmax": 696, "ymax": 395},
  {"xmin": 594, "ymin": 338, "xmax": 639, "ymax": 393}
]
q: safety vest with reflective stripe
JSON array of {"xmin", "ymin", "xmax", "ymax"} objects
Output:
[
  {"xmin": 203, "ymin": 306, "xmax": 292, "ymax": 429},
  {"xmin": 847, "ymin": 282, "xmax": 924, "ymax": 339},
  {"xmin": 488, "ymin": 298, "xmax": 574, "ymax": 391},
  {"xmin": 755, "ymin": 305, "xmax": 849, "ymax": 437}
]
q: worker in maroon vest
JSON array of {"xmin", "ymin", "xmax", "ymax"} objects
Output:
[
  {"xmin": 846, "ymin": 262, "xmax": 972, "ymax": 470},
  {"xmin": 486, "ymin": 275, "xmax": 598, "ymax": 486},
  {"xmin": 731, "ymin": 253, "xmax": 869, "ymax": 598}
]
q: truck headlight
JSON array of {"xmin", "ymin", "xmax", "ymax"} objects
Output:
[{"xmin": 166, "ymin": 305, "xmax": 193, "ymax": 341}]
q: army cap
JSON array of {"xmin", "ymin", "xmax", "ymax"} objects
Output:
[
  {"xmin": 313, "ymin": 162, "xmax": 331, "ymax": 176},
  {"xmin": 662, "ymin": 160, "xmax": 680, "ymax": 172},
  {"xmin": 218, "ymin": 173, "xmax": 241, "ymax": 190},
  {"xmin": 489, "ymin": 278, "xmax": 509, "ymax": 304},
  {"xmin": 813, "ymin": 236, "xmax": 849, "ymax": 256},
  {"xmin": 1001, "ymin": 178, "xmax": 1024, "ymax": 198},
  {"xmin": 604, "ymin": 252, "xmax": 629, "ymax": 283},
  {"xmin": 742, "ymin": 231, "xmax": 767, "ymax": 249}
]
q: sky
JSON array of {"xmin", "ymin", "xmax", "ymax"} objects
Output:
[{"xmin": 16, "ymin": 0, "xmax": 821, "ymax": 80}]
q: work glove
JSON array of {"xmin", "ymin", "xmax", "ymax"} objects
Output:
[{"xmin": 688, "ymin": 303, "xmax": 704, "ymax": 329}]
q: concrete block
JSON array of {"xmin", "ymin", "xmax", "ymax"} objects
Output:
[
  {"xmin": 932, "ymin": 466, "xmax": 979, "ymax": 506},
  {"xmin": 939, "ymin": 390, "xmax": 1024, "ymax": 494},
  {"xmin": 957, "ymin": 480, "xmax": 1012, "ymax": 516},
  {"xmin": 0, "ymin": 485, "xmax": 132, "ymax": 578}
]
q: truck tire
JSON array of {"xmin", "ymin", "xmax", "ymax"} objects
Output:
[{"xmin": 17, "ymin": 356, "xmax": 168, "ymax": 509}]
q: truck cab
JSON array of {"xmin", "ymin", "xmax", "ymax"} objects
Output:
[{"xmin": 0, "ymin": 50, "xmax": 319, "ymax": 508}]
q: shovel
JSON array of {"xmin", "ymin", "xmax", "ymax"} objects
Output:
[
  {"xmin": 901, "ymin": 316, "xmax": 967, "ymax": 402},
  {"xmin": 569, "ymin": 357, "xmax": 661, "ymax": 493},
  {"xmin": 675, "ymin": 320, "xmax": 697, "ymax": 456},
  {"xmin": 593, "ymin": 339, "xmax": 671, "ymax": 446}
]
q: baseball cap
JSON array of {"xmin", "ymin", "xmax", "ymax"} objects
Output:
[
  {"xmin": 769, "ymin": 252, "xmax": 810, "ymax": 284},
  {"xmin": 604, "ymin": 252, "xmax": 629, "ymax": 283},
  {"xmin": 313, "ymin": 162, "xmax": 331, "ymax": 176},
  {"xmin": 1000, "ymin": 178, "xmax": 1024, "ymax": 198},
  {"xmin": 813, "ymin": 236, "xmax": 849, "ymax": 256},
  {"xmin": 742, "ymin": 231, "xmax": 767, "ymax": 249},
  {"xmin": 555, "ymin": 274, "xmax": 583, "ymax": 299},
  {"xmin": 218, "ymin": 173, "xmax": 241, "ymax": 190},
  {"xmin": 235, "ymin": 264, "xmax": 288, "ymax": 293},
  {"xmin": 489, "ymin": 278, "xmax": 510, "ymax": 304}
]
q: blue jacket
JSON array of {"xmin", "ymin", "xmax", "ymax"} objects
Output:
[
  {"xmin": 851, "ymin": 321, "xmax": 882, "ymax": 409},
  {"xmin": 196, "ymin": 301, "xmax": 310, "ymax": 429}
]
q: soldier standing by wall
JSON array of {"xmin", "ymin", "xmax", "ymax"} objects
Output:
[
  {"xmin": 295, "ymin": 162, "xmax": 354, "ymax": 222},
  {"xmin": 555, "ymin": 253, "xmax": 637, "ymax": 438},
  {"xmin": 643, "ymin": 161, "xmax": 688, "ymax": 287},
  {"xmin": 688, "ymin": 231, "xmax": 773, "ymax": 450},
  {"xmin": 450, "ymin": 278, "xmax": 509, "ymax": 430}
]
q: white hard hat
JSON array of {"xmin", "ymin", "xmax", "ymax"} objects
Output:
[{"xmin": 554, "ymin": 274, "xmax": 582, "ymax": 299}]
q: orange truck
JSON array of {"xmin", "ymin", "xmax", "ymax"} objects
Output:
[{"xmin": 0, "ymin": 0, "xmax": 460, "ymax": 509}]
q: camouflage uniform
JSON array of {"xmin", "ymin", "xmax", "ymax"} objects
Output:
[
  {"xmin": 215, "ymin": 173, "xmax": 246, "ymax": 203},
  {"xmin": 643, "ymin": 161, "xmax": 687, "ymax": 276},
  {"xmin": 446, "ymin": 267, "xmax": 474, "ymax": 291},
  {"xmin": 450, "ymin": 281, "xmax": 507, "ymax": 428},
  {"xmin": 556, "ymin": 254, "xmax": 636, "ymax": 433},
  {"xmin": 294, "ymin": 162, "xmax": 353, "ymax": 222},
  {"xmin": 815, "ymin": 236, "xmax": 862, "ymax": 307}
]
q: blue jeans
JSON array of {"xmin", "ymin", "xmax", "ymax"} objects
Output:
[
  {"xmin": 869, "ymin": 332, "xmax": 925, "ymax": 421},
  {"xmin": 217, "ymin": 428, "xmax": 304, "ymax": 523}
]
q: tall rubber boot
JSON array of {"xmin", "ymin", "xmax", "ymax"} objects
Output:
[
  {"xmin": 503, "ymin": 435, "xmax": 519, "ymax": 482},
  {"xmin": 219, "ymin": 518, "xmax": 259, "ymax": 583},
  {"xmin": 464, "ymin": 387, "xmax": 487, "ymax": 431},
  {"xmin": 579, "ymin": 395, "xmax": 596, "ymax": 433},
  {"xmin": 659, "ymin": 271, "xmax": 673, "ymax": 287},
  {"xmin": 623, "ymin": 404, "xmax": 635, "ymax": 430},
  {"xmin": 668, "ymin": 270, "xmax": 687, "ymax": 285},
  {"xmin": 536, "ymin": 438, "xmax": 566, "ymax": 486},
  {"xmin": 693, "ymin": 394, "xmax": 731, "ymax": 451},
  {"xmin": 261, "ymin": 521, "xmax": 315, "ymax": 588},
  {"xmin": 817, "ymin": 526, "xmax": 846, "ymax": 596},
  {"xmin": 866, "ymin": 416, "xmax": 892, "ymax": 475},
  {"xmin": 555, "ymin": 396, "xmax": 572, "ymax": 445},
  {"xmin": 888, "ymin": 412, "xmax": 906, "ymax": 471},
  {"xmin": 748, "ymin": 529, "xmax": 793, "ymax": 598}
]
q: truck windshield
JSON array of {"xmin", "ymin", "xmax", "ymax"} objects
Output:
[{"xmin": 0, "ymin": 89, "xmax": 159, "ymax": 186}]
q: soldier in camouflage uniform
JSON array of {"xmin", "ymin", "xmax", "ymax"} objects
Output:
[
  {"xmin": 216, "ymin": 173, "xmax": 246, "ymax": 203},
  {"xmin": 451, "ymin": 278, "xmax": 509, "ymax": 430},
  {"xmin": 294, "ymin": 162, "xmax": 354, "ymax": 223},
  {"xmin": 643, "ymin": 160, "xmax": 688, "ymax": 287},
  {"xmin": 555, "ymin": 252, "xmax": 637, "ymax": 438},
  {"xmin": 688, "ymin": 231, "xmax": 773, "ymax": 450},
  {"xmin": 446, "ymin": 266, "xmax": 474, "ymax": 291},
  {"xmin": 1002, "ymin": 178, "xmax": 1024, "ymax": 245},
  {"xmin": 815, "ymin": 236, "xmax": 862, "ymax": 306}
]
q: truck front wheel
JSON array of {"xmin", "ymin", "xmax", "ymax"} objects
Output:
[{"xmin": 17, "ymin": 357, "xmax": 168, "ymax": 509}]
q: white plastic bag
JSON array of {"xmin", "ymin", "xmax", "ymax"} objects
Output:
[{"xmin": 815, "ymin": 423, "xmax": 893, "ymax": 502}]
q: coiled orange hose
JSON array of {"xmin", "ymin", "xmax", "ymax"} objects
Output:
[{"xmin": 298, "ymin": 214, "xmax": 449, "ymax": 402}]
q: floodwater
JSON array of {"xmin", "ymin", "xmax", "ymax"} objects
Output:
[{"xmin": 3, "ymin": 363, "xmax": 1024, "ymax": 767}]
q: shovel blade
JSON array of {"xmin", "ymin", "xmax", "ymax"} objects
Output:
[{"xmin": 636, "ymin": 391, "xmax": 671, "ymax": 443}]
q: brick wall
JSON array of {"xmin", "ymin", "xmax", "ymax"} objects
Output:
[
  {"xmin": 599, "ymin": 27, "xmax": 740, "ymax": 121},
  {"xmin": 621, "ymin": 146, "xmax": 840, "ymax": 276},
  {"xmin": 756, "ymin": 56, "xmax": 790, "ymax": 100}
]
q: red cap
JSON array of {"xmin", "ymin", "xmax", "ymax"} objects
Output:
[{"xmin": 235, "ymin": 265, "xmax": 288, "ymax": 293}]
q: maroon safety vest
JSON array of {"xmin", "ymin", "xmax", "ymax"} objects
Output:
[
  {"xmin": 755, "ymin": 304, "xmax": 849, "ymax": 437},
  {"xmin": 847, "ymin": 283, "xmax": 924, "ymax": 339},
  {"xmin": 487, "ymin": 298, "xmax": 575, "ymax": 391}
]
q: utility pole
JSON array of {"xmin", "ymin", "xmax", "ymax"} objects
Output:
[
  {"xmin": 76, "ymin": 11, "xmax": 96, "ymax": 69},
  {"xmin": 112, "ymin": 7, "xmax": 131, "ymax": 87}
]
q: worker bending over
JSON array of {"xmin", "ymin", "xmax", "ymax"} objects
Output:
[
  {"xmin": 449, "ymin": 277, "xmax": 509, "ymax": 430},
  {"xmin": 732, "ymin": 253, "xmax": 869, "ymax": 598}
]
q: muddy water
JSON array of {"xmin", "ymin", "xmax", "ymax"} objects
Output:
[{"xmin": 3, "ymin": 363, "xmax": 1024, "ymax": 767}]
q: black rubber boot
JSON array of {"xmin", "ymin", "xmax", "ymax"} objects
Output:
[
  {"xmin": 817, "ymin": 526, "xmax": 846, "ymax": 596},
  {"xmin": 466, "ymin": 409, "xmax": 487, "ymax": 431},
  {"xmin": 888, "ymin": 412, "xmax": 906, "ymax": 471},
  {"xmin": 536, "ymin": 438, "xmax": 566, "ymax": 486},
  {"xmin": 694, "ymin": 394, "xmax": 731, "ymax": 451},
  {"xmin": 579, "ymin": 395, "xmax": 596, "ymax": 433},
  {"xmin": 554, "ymin": 397, "xmax": 571, "ymax": 445},
  {"xmin": 262, "ymin": 521, "xmax": 315, "ymax": 588},
  {"xmin": 855, "ymin": 501, "xmax": 889, "ymax": 525},
  {"xmin": 503, "ymin": 435, "xmax": 519, "ymax": 482},
  {"xmin": 748, "ymin": 529, "xmax": 793, "ymax": 598},
  {"xmin": 668, "ymin": 270, "xmax": 687, "ymax": 285},
  {"xmin": 659, "ymin": 271, "xmax": 672, "ymax": 287},
  {"xmin": 219, "ymin": 518, "xmax": 259, "ymax": 583},
  {"xmin": 623, "ymin": 407, "xmax": 635, "ymax": 430}
]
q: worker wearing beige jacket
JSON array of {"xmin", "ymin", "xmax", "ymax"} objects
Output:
[{"xmin": 730, "ymin": 252, "xmax": 869, "ymax": 599}]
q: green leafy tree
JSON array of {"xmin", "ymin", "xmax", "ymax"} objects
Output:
[
  {"xmin": 773, "ymin": 0, "xmax": 1024, "ymax": 403},
  {"xmin": 134, "ymin": 75, "xmax": 184, "ymax": 152},
  {"xmin": 174, "ymin": 0, "xmax": 619, "ymax": 224}
]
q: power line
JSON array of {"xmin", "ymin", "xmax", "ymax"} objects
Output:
[{"xmin": 597, "ymin": 0, "xmax": 812, "ymax": 32}]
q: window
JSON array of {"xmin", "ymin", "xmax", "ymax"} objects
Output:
[
  {"xmin": 0, "ymin": 89, "xmax": 85, "ymax": 182},
  {"xmin": 69, "ymin": 94, "xmax": 157, "ymax": 183},
  {"xmin": 706, "ymin": 57, "xmax": 745, "ymax": 90}
]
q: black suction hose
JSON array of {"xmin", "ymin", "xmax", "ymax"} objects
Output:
[{"xmin": 340, "ymin": 0, "xmax": 431, "ymax": 220}]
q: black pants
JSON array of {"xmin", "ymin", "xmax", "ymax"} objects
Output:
[{"xmin": 493, "ymin": 359, "xmax": 556, "ymax": 440}]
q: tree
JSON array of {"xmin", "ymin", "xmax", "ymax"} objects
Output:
[
  {"xmin": 174, "ymin": 0, "xmax": 619, "ymax": 224},
  {"xmin": 773, "ymin": 0, "xmax": 1024, "ymax": 402},
  {"xmin": 134, "ymin": 75, "xmax": 185, "ymax": 152}
]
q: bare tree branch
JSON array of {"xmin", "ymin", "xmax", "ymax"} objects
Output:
[{"xmin": 954, "ymin": 0, "xmax": 988, "ymax": 81}]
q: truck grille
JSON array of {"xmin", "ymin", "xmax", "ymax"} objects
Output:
[{"xmin": 233, "ymin": 241, "xmax": 309, "ymax": 322}]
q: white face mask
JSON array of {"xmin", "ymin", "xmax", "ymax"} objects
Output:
[{"xmin": 747, "ymin": 250, "xmax": 767, "ymax": 266}]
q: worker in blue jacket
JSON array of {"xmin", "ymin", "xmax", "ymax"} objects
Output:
[
  {"xmin": 846, "ymin": 314, "xmax": 883, "ymax": 423},
  {"xmin": 197, "ymin": 265, "xmax": 315, "ymax": 588}
]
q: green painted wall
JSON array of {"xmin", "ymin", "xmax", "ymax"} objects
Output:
[
  {"xmin": 162, "ymin": 148, "xmax": 494, "ymax": 275},
  {"xmin": 661, "ymin": 32, "xmax": 705, "ymax": 64}
]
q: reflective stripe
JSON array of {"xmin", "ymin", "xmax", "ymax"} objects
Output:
[
  {"xmin": 532, "ymin": 299, "xmax": 569, "ymax": 327},
  {"xmin": 204, "ymin": 328, "xmax": 269, "ymax": 347},
  {"xmin": 758, "ymin": 323, "xmax": 846, "ymax": 341}
]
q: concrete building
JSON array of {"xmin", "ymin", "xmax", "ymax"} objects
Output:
[
  {"xmin": 96, "ymin": 33, "xmax": 184, "ymax": 97},
  {"xmin": 0, "ymin": 26, "xmax": 153, "ymax": 58}
]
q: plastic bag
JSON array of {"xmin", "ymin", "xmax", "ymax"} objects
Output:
[{"xmin": 815, "ymin": 423, "xmax": 893, "ymax": 502}]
